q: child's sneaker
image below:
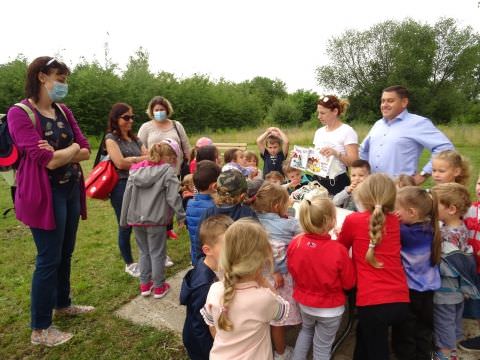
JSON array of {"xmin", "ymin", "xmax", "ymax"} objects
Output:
[
  {"xmin": 55, "ymin": 305, "xmax": 95, "ymax": 316},
  {"xmin": 31, "ymin": 326, "xmax": 73, "ymax": 347},
  {"xmin": 458, "ymin": 336, "xmax": 480, "ymax": 352},
  {"xmin": 167, "ymin": 230, "xmax": 178, "ymax": 239},
  {"xmin": 153, "ymin": 282, "xmax": 170, "ymax": 299},
  {"xmin": 274, "ymin": 345, "xmax": 293, "ymax": 360},
  {"xmin": 140, "ymin": 281, "xmax": 153, "ymax": 296},
  {"xmin": 165, "ymin": 255, "xmax": 174, "ymax": 267},
  {"xmin": 432, "ymin": 351, "xmax": 450, "ymax": 360},
  {"xmin": 125, "ymin": 263, "xmax": 140, "ymax": 277}
]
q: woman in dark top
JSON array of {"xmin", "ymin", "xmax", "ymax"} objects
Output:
[
  {"xmin": 8, "ymin": 56, "xmax": 92, "ymax": 346},
  {"xmin": 105, "ymin": 103, "xmax": 147, "ymax": 277}
]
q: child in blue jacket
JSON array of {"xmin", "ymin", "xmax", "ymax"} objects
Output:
[{"xmin": 186, "ymin": 160, "xmax": 220, "ymax": 265}]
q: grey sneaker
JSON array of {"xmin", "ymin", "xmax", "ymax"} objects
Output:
[
  {"xmin": 31, "ymin": 326, "xmax": 73, "ymax": 347},
  {"xmin": 125, "ymin": 263, "xmax": 140, "ymax": 277},
  {"xmin": 55, "ymin": 305, "xmax": 95, "ymax": 316}
]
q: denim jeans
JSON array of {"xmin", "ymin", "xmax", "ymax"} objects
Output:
[
  {"xmin": 109, "ymin": 178, "xmax": 134, "ymax": 265},
  {"xmin": 30, "ymin": 181, "xmax": 80, "ymax": 329}
]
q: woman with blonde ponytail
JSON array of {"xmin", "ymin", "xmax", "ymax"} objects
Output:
[
  {"xmin": 337, "ymin": 173, "xmax": 409, "ymax": 359},
  {"xmin": 200, "ymin": 219, "xmax": 289, "ymax": 360}
]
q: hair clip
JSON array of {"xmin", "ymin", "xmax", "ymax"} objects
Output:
[
  {"xmin": 374, "ymin": 204, "xmax": 382, "ymax": 210},
  {"xmin": 306, "ymin": 199, "xmax": 312, "ymax": 205},
  {"xmin": 322, "ymin": 96, "xmax": 329, "ymax": 103},
  {"xmin": 368, "ymin": 242, "xmax": 376, "ymax": 249}
]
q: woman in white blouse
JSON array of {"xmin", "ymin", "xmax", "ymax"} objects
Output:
[{"xmin": 313, "ymin": 95, "xmax": 359, "ymax": 195}]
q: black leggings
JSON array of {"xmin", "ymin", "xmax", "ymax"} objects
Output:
[{"xmin": 353, "ymin": 302, "xmax": 409, "ymax": 360}]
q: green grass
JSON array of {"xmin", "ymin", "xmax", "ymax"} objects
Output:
[{"xmin": 1, "ymin": 123, "xmax": 479, "ymax": 359}]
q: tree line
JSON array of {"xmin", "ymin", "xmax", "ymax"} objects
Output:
[{"xmin": 0, "ymin": 18, "xmax": 478, "ymax": 135}]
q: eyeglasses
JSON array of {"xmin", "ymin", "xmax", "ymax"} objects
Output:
[{"xmin": 120, "ymin": 115, "xmax": 135, "ymax": 121}]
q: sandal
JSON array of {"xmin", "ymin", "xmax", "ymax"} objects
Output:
[
  {"xmin": 55, "ymin": 305, "xmax": 95, "ymax": 316},
  {"xmin": 31, "ymin": 326, "xmax": 73, "ymax": 347}
]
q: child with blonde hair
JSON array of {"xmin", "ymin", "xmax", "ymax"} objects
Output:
[
  {"xmin": 201, "ymin": 219, "xmax": 290, "ymax": 359},
  {"xmin": 337, "ymin": 173, "xmax": 409, "ymax": 359},
  {"xmin": 391, "ymin": 186, "xmax": 441, "ymax": 360},
  {"xmin": 252, "ymin": 183, "xmax": 302, "ymax": 359},
  {"xmin": 431, "ymin": 183, "xmax": 479, "ymax": 360},
  {"xmin": 121, "ymin": 139, "xmax": 185, "ymax": 299},
  {"xmin": 432, "ymin": 149, "xmax": 471, "ymax": 186},
  {"xmin": 288, "ymin": 196, "xmax": 355, "ymax": 359}
]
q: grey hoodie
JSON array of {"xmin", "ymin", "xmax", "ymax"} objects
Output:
[{"xmin": 120, "ymin": 164, "xmax": 186, "ymax": 226}]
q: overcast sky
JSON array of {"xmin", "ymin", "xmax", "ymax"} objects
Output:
[{"xmin": 2, "ymin": 0, "xmax": 479, "ymax": 93}]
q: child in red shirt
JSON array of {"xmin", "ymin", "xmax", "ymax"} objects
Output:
[
  {"xmin": 288, "ymin": 196, "xmax": 355, "ymax": 359},
  {"xmin": 337, "ymin": 173, "xmax": 410, "ymax": 360}
]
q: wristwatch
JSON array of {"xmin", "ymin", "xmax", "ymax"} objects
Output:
[{"xmin": 420, "ymin": 171, "xmax": 430, "ymax": 178}]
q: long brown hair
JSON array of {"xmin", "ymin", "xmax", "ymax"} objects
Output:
[
  {"xmin": 107, "ymin": 102, "xmax": 137, "ymax": 140},
  {"xmin": 26, "ymin": 56, "xmax": 70, "ymax": 102}
]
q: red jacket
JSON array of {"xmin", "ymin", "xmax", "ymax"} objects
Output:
[
  {"xmin": 337, "ymin": 211, "xmax": 409, "ymax": 307},
  {"xmin": 287, "ymin": 233, "xmax": 355, "ymax": 308}
]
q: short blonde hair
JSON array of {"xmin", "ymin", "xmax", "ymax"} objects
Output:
[
  {"xmin": 299, "ymin": 196, "xmax": 336, "ymax": 234},
  {"xmin": 199, "ymin": 215, "xmax": 233, "ymax": 247},
  {"xmin": 354, "ymin": 173, "xmax": 396, "ymax": 268},
  {"xmin": 218, "ymin": 219, "xmax": 273, "ymax": 331},
  {"xmin": 148, "ymin": 143, "xmax": 177, "ymax": 163},
  {"xmin": 394, "ymin": 174, "xmax": 416, "ymax": 188},
  {"xmin": 252, "ymin": 183, "xmax": 289, "ymax": 215},
  {"xmin": 432, "ymin": 182, "xmax": 471, "ymax": 217},
  {"xmin": 146, "ymin": 96, "xmax": 174, "ymax": 119}
]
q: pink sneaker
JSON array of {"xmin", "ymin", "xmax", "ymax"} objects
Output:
[
  {"xmin": 140, "ymin": 281, "xmax": 153, "ymax": 296},
  {"xmin": 153, "ymin": 282, "xmax": 171, "ymax": 299}
]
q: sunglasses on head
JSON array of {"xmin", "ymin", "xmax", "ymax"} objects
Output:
[{"xmin": 120, "ymin": 115, "xmax": 135, "ymax": 121}]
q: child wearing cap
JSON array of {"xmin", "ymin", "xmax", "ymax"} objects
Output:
[
  {"xmin": 193, "ymin": 169, "xmax": 258, "ymax": 263},
  {"xmin": 120, "ymin": 138, "xmax": 185, "ymax": 299},
  {"xmin": 190, "ymin": 137, "xmax": 213, "ymax": 174}
]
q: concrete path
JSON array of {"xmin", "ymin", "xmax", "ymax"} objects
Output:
[{"xmin": 116, "ymin": 269, "xmax": 480, "ymax": 359}]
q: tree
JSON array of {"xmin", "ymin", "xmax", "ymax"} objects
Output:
[
  {"xmin": 316, "ymin": 18, "xmax": 480, "ymax": 123},
  {"xmin": 0, "ymin": 56, "xmax": 28, "ymax": 113}
]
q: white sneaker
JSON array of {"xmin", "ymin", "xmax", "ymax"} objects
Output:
[
  {"xmin": 125, "ymin": 263, "xmax": 140, "ymax": 277},
  {"xmin": 165, "ymin": 255, "xmax": 174, "ymax": 267},
  {"xmin": 274, "ymin": 346, "xmax": 293, "ymax": 360}
]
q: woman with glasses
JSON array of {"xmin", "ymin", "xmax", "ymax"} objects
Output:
[
  {"xmin": 7, "ymin": 56, "xmax": 92, "ymax": 346},
  {"xmin": 138, "ymin": 96, "xmax": 191, "ymax": 248},
  {"xmin": 105, "ymin": 103, "xmax": 147, "ymax": 277}
]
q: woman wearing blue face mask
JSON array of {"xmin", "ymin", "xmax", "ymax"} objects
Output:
[
  {"xmin": 7, "ymin": 56, "xmax": 93, "ymax": 346},
  {"xmin": 138, "ymin": 96, "xmax": 191, "ymax": 245}
]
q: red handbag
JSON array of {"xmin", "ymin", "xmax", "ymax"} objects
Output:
[{"xmin": 85, "ymin": 159, "xmax": 119, "ymax": 199}]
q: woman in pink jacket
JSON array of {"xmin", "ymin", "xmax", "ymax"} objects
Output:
[{"xmin": 8, "ymin": 57, "xmax": 93, "ymax": 347}]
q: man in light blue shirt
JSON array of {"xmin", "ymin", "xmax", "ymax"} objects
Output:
[{"xmin": 359, "ymin": 85, "xmax": 453, "ymax": 184}]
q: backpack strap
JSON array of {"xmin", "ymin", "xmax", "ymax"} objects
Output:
[
  {"xmin": 14, "ymin": 102, "xmax": 36, "ymax": 127},
  {"xmin": 54, "ymin": 103, "xmax": 68, "ymax": 121}
]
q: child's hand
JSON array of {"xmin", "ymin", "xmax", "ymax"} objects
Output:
[{"xmin": 273, "ymin": 272, "xmax": 284, "ymax": 289}]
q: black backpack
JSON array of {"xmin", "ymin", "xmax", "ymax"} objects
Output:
[{"xmin": 0, "ymin": 103, "xmax": 36, "ymax": 172}]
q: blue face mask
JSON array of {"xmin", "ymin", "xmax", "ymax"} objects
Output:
[
  {"xmin": 46, "ymin": 82, "xmax": 68, "ymax": 102},
  {"xmin": 153, "ymin": 110, "xmax": 167, "ymax": 121}
]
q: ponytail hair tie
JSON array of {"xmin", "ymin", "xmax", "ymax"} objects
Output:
[
  {"xmin": 306, "ymin": 199, "xmax": 311, "ymax": 205},
  {"xmin": 368, "ymin": 242, "xmax": 376, "ymax": 249},
  {"xmin": 374, "ymin": 204, "xmax": 382, "ymax": 210}
]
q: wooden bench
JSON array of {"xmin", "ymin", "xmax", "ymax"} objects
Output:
[{"xmin": 213, "ymin": 142, "xmax": 248, "ymax": 154}]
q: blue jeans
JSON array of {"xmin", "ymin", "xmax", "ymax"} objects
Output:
[
  {"xmin": 109, "ymin": 178, "xmax": 134, "ymax": 265},
  {"xmin": 30, "ymin": 182, "xmax": 80, "ymax": 329}
]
